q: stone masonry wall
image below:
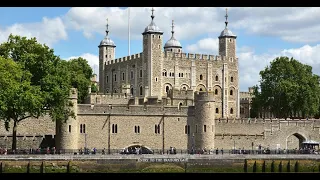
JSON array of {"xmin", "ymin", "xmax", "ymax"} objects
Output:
[{"xmin": 0, "ymin": 103, "xmax": 320, "ymax": 152}]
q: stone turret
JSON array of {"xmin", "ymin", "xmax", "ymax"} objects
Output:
[
  {"xmin": 55, "ymin": 88, "xmax": 79, "ymax": 152},
  {"xmin": 218, "ymin": 8, "xmax": 237, "ymax": 58},
  {"xmin": 193, "ymin": 91, "xmax": 215, "ymax": 150},
  {"xmin": 142, "ymin": 7, "xmax": 164, "ymax": 100},
  {"xmin": 99, "ymin": 18, "xmax": 116, "ymax": 94}
]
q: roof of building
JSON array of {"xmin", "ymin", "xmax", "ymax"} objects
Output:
[
  {"xmin": 99, "ymin": 18, "xmax": 116, "ymax": 47},
  {"xmin": 164, "ymin": 20, "xmax": 182, "ymax": 48},
  {"xmin": 143, "ymin": 8, "xmax": 163, "ymax": 34},
  {"xmin": 219, "ymin": 8, "xmax": 237, "ymax": 38}
]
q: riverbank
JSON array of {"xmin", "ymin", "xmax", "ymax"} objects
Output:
[{"xmin": 0, "ymin": 154, "xmax": 319, "ymax": 173}]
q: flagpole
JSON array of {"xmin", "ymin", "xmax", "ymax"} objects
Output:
[{"xmin": 128, "ymin": 7, "xmax": 131, "ymax": 56}]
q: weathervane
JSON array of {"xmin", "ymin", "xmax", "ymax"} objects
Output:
[
  {"xmin": 106, "ymin": 18, "xmax": 109, "ymax": 36},
  {"xmin": 225, "ymin": 8, "xmax": 228, "ymax": 27},
  {"xmin": 171, "ymin": 20, "xmax": 175, "ymax": 35},
  {"xmin": 151, "ymin": 7, "xmax": 155, "ymax": 20}
]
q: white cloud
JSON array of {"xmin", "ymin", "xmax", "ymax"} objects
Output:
[
  {"xmin": 0, "ymin": 17, "xmax": 67, "ymax": 47},
  {"xmin": 187, "ymin": 38, "xmax": 320, "ymax": 92},
  {"xmin": 63, "ymin": 7, "xmax": 320, "ymax": 43},
  {"xmin": 63, "ymin": 7, "xmax": 226, "ymax": 42},
  {"xmin": 66, "ymin": 53, "xmax": 99, "ymax": 76},
  {"xmin": 186, "ymin": 38, "xmax": 219, "ymax": 54}
]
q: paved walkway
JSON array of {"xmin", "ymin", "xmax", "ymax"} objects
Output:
[{"xmin": 0, "ymin": 154, "xmax": 319, "ymax": 161}]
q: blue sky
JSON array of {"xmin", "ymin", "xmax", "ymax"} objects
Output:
[{"xmin": 1, "ymin": 7, "xmax": 320, "ymax": 91}]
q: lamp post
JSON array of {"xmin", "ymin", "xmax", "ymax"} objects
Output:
[
  {"xmin": 251, "ymin": 142, "xmax": 254, "ymax": 154},
  {"xmin": 192, "ymin": 133, "xmax": 195, "ymax": 154},
  {"xmin": 84, "ymin": 133, "xmax": 87, "ymax": 154}
]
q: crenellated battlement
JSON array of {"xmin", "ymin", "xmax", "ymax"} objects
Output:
[
  {"xmin": 171, "ymin": 88, "xmax": 194, "ymax": 99},
  {"xmin": 87, "ymin": 93, "xmax": 130, "ymax": 105},
  {"xmin": 106, "ymin": 52, "xmax": 143, "ymax": 65},
  {"xmin": 214, "ymin": 118, "xmax": 320, "ymax": 124},
  {"xmin": 77, "ymin": 104, "xmax": 192, "ymax": 115},
  {"xmin": 240, "ymin": 92, "xmax": 253, "ymax": 100},
  {"xmin": 194, "ymin": 91, "xmax": 215, "ymax": 102},
  {"xmin": 163, "ymin": 51, "xmax": 238, "ymax": 62}
]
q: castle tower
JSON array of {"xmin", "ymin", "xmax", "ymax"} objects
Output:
[
  {"xmin": 142, "ymin": 8, "xmax": 164, "ymax": 99},
  {"xmin": 218, "ymin": 8, "xmax": 237, "ymax": 58},
  {"xmin": 98, "ymin": 18, "xmax": 116, "ymax": 94},
  {"xmin": 164, "ymin": 20, "xmax": 182, "ymax": 53},
  {"xmin": 55, "ymin": 88, "xmax": 79, "ymax": 152},
  {"xmin": 193, "ymin": 91, "xmax": 215, "ymax": 150},
  {"xmin": 218, "ymin": 9, "xmax": 237, "ymax": 118}
]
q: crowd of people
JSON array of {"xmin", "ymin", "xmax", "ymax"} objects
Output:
[{"xmin": 0, "ymin": 145, "xmax": 318, "ymax": 155}]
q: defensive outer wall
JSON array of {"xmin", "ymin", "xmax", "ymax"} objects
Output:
[{"xmin": 0, "ymin": 89, "xmax": 320, "ymax": 153}]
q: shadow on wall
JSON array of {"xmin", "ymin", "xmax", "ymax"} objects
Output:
[{"xmin": 39, "ymin": 135, "xmax": 55, "ymax": 148}]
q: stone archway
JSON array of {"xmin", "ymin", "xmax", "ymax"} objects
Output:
[
  {"xmin": 196, "ymin": 84, "xmax": 207, "ymax": 92},
  {"xmin": 120, "ymin": 144, "xmax": 153, "ymax": 154},
  {"xmin": 286, "ymin": 133, "xmax": 306, "ymax": 150}
]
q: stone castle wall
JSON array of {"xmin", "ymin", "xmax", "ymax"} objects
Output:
[{"xmin": 1, "ymin": 98, "xmax": 320, "ymax": 152}]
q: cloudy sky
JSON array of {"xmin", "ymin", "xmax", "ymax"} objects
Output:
[{"xmin": 1, "ymin": 7, "xmax": 320, "ymax": 92}]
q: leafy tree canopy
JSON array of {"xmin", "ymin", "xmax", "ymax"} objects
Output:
[
  {"xmin": 252, "ymin": 56, "xmax": 320, "ymax": 119},
  {"xmin": 0, "ymin": 56, "xmax": 44, "ymax": 150},
  {"xmin": 0, "ymin": 35, "xmax": 93, "ymax": 150}
]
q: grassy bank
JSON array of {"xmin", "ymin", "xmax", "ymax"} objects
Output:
[{"xmin": 0, "ymin": 159, "xmax": 319, "ymax": 173}]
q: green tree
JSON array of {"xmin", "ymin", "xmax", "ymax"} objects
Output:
[
  {"xmin": 0, "ymin": 57, "xmax": 44, "ymax": 151},
  {"xmin": 0, "ymin": 34, "xmax": 74, "ymax": 150},
  {"xmin": 66, "ymin": 57, "xmax": 93, "ymax": 103},
  {"xmin": 252, "ymin": 56, "xmax": 320, "ymax": 119},
  {"xmin": 91, "ymin": 84, "xmax": 98, "ymax": 93}
]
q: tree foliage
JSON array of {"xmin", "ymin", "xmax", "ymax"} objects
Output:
[
  {"xmin": 91, "ymin": 84, "xmax": 98, "ymax": 93},
  {"xmin": 251, "ymin": 56, "xmax": 320, "ymax": 119},
  {"xmin": 0, "ymin": 35, "xmax": 92, "ymax": 150},
  {"xmin": 0, "ymin": 57, "xmax": 44, "ymax": 150},
  {"xmin": 67, "ymin": 57, "xmax": 93, "ymax": 103}
]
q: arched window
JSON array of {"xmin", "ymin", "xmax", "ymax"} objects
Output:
[
  {"xmin": 231, "ymin": 76, "xmax": 234, "ymax": 82},
  {"xmin": 215, "ymin": 75, "xmax": 218, "ymax": 81},
  {"xmin": 80, "ymin": 124, "xmax": 83, "ymax": 133},
  {"xmin": 230, "ymin": 90, "xmax": 233, "ymax": 96},
  {"xmin": 140, "ymin": 86, "xmax": 143, "ymax": 96},
  {"xmin": 200, "ymin": 74, "xmax": 203, "ymax": 80},
  {"xmin": 179, "ymin": 102, "xmax": 183, "ymax": 106},
  {"xmin": 215, "ymin": 89, "xmax": 218, "ymax": 95},
  {"xmin": 200, "ymin": 88, "xmax": 203, "ymax": 92},
  {"xmin": 230, "ymin": 108, "xmax": 234, "ymax": 114},
  {"xmin": 215, "ymin": 108, "xmax": 219, "ymax": 113},
  {"xmin": 166, "ymin": 86, "xmax": 170, "ymax": 93},
  {"xmin": 130, "ymin": 88, "xmax": 134, "ymax": 95}
]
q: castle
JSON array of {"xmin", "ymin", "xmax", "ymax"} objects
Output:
[{"xmin": 0, "ymin": 8, "xmax": 319, "ymax": 153}]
